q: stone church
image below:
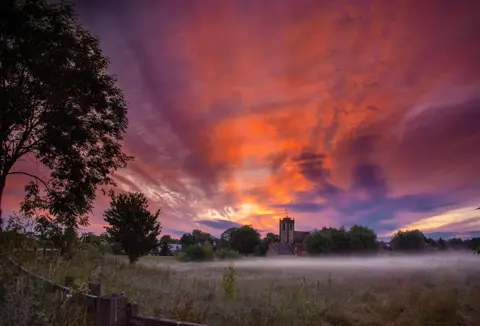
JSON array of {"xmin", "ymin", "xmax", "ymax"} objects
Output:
[{"xmin": 266, "ymin": 214, "xmax": 310, "ymax": 256}]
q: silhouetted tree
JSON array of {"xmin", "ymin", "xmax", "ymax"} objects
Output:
[
  {"xmin": 180, "ymin": 233, "xmax": 196, "ymax": 247},
  {"xmin": 390, "ymin": 229, "xmax": 426, "ymax": 251},
  {"xmin": 159, "ymin": 235, "xmax": 172, "ymax": 256},
  {"xmin": 265, "ymin": 232, "xmax": 280, "ymax": 244},
  {"xmin": 348, "ymin": 225, "xmax": 378, "ymax": 251},
  {"xmin": 325, "ymin": 226, "xmax": 350, "ymax": 253},
  {"xmin": 228, "ymin": 225, "xmax": 261, "ymax": 255},
  {"xmin": 103, "ymin": 192, "xmax": 161, "ymax": 264},
  {"xmin": 0, "ymin": 0, "xmax": 131, "ymax": 230},
  {"xmin": 192, "ymin": 229, "xmax": 214, "ymax": 245},
  {"xmin": 305, "ymin": 229, "xmax": 333, "ymax": 254}
]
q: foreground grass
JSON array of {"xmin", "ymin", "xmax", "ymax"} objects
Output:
[{"xmin": 26, "ymin": 250, "xmax": 480, "ymax": 326}]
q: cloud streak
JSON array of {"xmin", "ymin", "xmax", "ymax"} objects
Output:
[{"xmin": 3, "ymin": 0, "xmax": 480, "ymax": 238}]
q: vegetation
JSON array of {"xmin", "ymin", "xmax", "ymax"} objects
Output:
[
  {"xmin": 305, "ymin": 225, "xmax": 378, "ymax": 254},
  {"xmin": 390, "ymin": 229, "xmax": 427, "ymax": 252},
  {"xmin": 103, "ymin": 192, "xmax": 162, "ymax": 264},
  {"xmin": 0, "ymin": 0, "xmax": 131, "ymax": 230},
  {"xmin": 225, "ymin": 225, "xmax": 261, "ymax": 255}
]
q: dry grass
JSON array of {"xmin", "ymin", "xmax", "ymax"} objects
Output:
[{"xmin": 24, "ymin": 249, "xmax": 480, "ymax": 326}]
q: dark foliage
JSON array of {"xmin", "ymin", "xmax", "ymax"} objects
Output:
[
  {"xmin": 390, "ymin": 229, "xmax": 426, "ymax": 251},
  {"xmin": 0, "ymin": 0, "xmax": 132, "ymax": 229},
  {"xmin": 103, "ymin": 192, "xmax": 161, "ymax": 264},
  {"xmin": 228, "ymin": 225, "xmax": 261, "ymax": 255}
]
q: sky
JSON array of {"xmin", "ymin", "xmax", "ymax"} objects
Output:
[{"xmin": 3, "ymin": 0, "xmax": 480, "ymax": 239}]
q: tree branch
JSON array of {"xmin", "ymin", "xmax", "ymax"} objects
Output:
[{"xmin": 7, "ymin": 171, "xmax": 51, "ymax": 191}]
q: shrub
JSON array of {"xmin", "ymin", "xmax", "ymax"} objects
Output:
[
  {"xmin": 215, "ymin": 248, "xmax": 241, "ymax": 260},
  {"xmin": 180, "ymin": 243, "xmax": 214, "ymax": 262},
  {"xmin": 222, "ymin": 264, "xmax": 236, "ymax": 301}
]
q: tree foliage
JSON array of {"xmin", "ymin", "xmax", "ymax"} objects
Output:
[
  {"xmin": 348, "ymin": 225, "xmax": 378, "ymax": 251},
  {"xmin": 0, "ymin": 0, "xmax": 131, "ymax": 229},
  {"xmin": 228, "ymin": 225, "xmax": 261, "ymax": 255},
  {"xmin": 390, "ymin": 229, "xmax": 426, "ymax": 251},
  {"xmin": 305, "ymin": 225, "xmax": 378, "ymax": 254},
  {"xmin": 103, "ymin": 192, "xmax": 161, "ymax": 264},
  {"xmin": 305, "ymin": 229, "xmax": 333, "ymax": 254}
]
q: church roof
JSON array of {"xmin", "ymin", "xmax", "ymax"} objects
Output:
[
  {"xmin": 272, "ymin": 243, "xmax": 295, "ymax": 255},
  {"xmin": 293, "ymin": 231, "xmax": 310, "ymax": 243}
]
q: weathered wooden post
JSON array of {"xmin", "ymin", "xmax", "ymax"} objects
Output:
[
  {"xmin": 96, "ymin": 293, "xmax": 127, "ymax": 326},
  {"xmin": 89, "ymin": 282, "xmax": 101, "ymax": 296}
]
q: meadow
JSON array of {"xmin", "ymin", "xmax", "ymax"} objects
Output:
[{"xmin": 21, "ymin": 250, "xmax": 480, "ymax": 326}]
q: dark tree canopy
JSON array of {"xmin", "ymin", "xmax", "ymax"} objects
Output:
[
  {"xmin": 264, "ymin": 232, "xmax": 280, "ymax": 244},
  {"xmin": 228, "ymin": 225, "xmax": 261, "ymax": 255},
  {"xmin": 0, "ymin": 0, "xmax": 131, "ymax": 229},
  {"xmin": 390, "ymin": 229, "xmax": 426, "ymax": 251},
  {"xmin": 347, "ymin": 225, "xmax": 378, "ymax": 251},
  {"xmin": 103, "ymin": 192, "xmax": 161, "ymax": 264},
  {"xmin": 179, "ymin": 232, "xmax": 196, "ymax": 247},
  {"xmin": 305, "ymin": 229, "xmax": 333, "ymax": 254}
]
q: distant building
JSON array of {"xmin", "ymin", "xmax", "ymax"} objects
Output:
[
  {"xmin": 266, "ymin": 213, "xmax": 309, "ymax": 256},
  {"xmin": 168, "ymin": 243, "xmax": 182, "ymax": 253}
]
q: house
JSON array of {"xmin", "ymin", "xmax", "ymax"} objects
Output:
[{"xmin": 266, "ymin": 215, "xmax": 309, "ymax": 256}]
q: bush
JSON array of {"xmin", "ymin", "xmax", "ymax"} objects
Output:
[
  {"xmin": 390, "ymin": 229, "xmax": 426, "ymax": 252},
  {"xmin": 180, "ymin": 243, "xmax": 214, "ymax": 262},
  {"xmin": 215, "ymin": 248, "xmax": 241, "ymax": 260}
]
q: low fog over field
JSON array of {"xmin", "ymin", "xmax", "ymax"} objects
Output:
[{"xmin": 141, "ymin": 252, "xmax": 480, "ymax": 277}]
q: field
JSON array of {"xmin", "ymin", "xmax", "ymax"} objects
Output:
[{"xmin": 24, "ymin": 250, "xmax": 480, "ymax": 326}]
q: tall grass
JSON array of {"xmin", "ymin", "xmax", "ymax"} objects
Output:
[{"xmin": 23, "ymin": 250, "xmax": 480, "ymax": 326}]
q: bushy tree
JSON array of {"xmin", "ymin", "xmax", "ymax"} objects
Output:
[
  {"xmin": 35, "ymin": 216, "xmax": 64, "ymax": 248},
  {"xmin": 325, "ymin": 226, "xmax": 350, "ymax": 253},
  {"xmin": 0, "ymin": 0, "xmax": 131, "ymax": 230},
  {"xmin": 228, "ymin": 225, "xmax": 261, "ymax": 255},
  {"xmin": 103, "ymin": 192, "xmax": 161, "ymax": 264},
  {"xmin": 390, "ymin": 229, "xmax": 426, "ymax": 251},
  {"xmin": 192, "ymin": 229, "xmax": 214, "ymax": 245},
  {"xmin": 348, "ymin": 225, "xmax": 378, "ymax": 251},
  {"xmin": 305, "ymin": 229, "xmax": 333, "ymax": 254},
  {"xmin": 179, "ymin": 233, "xmax": 196, "ymax": 247},
  {"xmin": 265, "ymin": 232, "xmax": 280, "ymax": 244}
]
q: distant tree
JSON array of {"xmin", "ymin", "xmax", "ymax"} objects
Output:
[
  {"xmin": 1, "ymin": 212, "xmax": 35, "ymax": 236},
  {"xmin": 265, "ymin": 232, "xmax": 280, "ymax": 244},
  {"xmin": 180, "ymin": 233, "xmax": 196, "ymax": 247},
  {"xmin": 103, "ymin": 192, "xmax": 161, "ymax": 264},
  {"xmin": 305, "ymin": 229, "xmax": 333, "ymax": 254},
  {"xmin": 159, "ymin": 235, "xmax": 172, "ymax": 256},
  {"xmin": 0, "ymin": 0, "xmax": 132, "ymax": 230},
  {"xmin": 228, "ymin": 225, "xmax": 261, "ymax": 255},
  {"xmin": 348, "ymin": 225, "xmax": 378, "ymax": 251},
  {"xmin": 35, "ymin": 216, "xmax": 64, "ymax": 248},
  {"xmin": 324, "ymin": 226, "xmax": 351, "ymax": 253},
  {"xmin": 436, "ymin": 237, "xmax": 447, "ymax": 250},
  {"xmin": 219, "ymin": 227, "xmax": 237, "ymax": 248},
  {"xmin": 192, "ymin": 229, "xmax": 214, "ymax": 245},
  {"xmin": 390, "ymin": 229, "xmax": 426, "ymax": 251}
]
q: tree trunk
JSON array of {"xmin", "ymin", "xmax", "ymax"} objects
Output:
[{"xmin": 0, "ymin": 175, "xmax": 6, "ymax": 232}]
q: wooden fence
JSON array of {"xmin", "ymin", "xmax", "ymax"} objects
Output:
[{"xmin": 2, "ymin": 257, "xmax": 208, "ymax": 326}]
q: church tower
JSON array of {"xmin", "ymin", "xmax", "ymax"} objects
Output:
[{"xmin": 279, "ymin": 210, "xmax": 295, "ymax": 245}]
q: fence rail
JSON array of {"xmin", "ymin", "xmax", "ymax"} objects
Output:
[{"xmin": 1, "ymin": 256, "xmax": 208, "ymax": 326}]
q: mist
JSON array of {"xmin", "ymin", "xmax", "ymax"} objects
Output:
[{"xmin": 144, "ymin": 252, "xmax": 480, "ymax": 275}]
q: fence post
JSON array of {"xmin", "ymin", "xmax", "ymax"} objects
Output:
[
  {"xmin": 89, "ymin": 282, "xmax": 101, "ymax": 296},
  {"xmin": 96, "ymin": 293, "xmax": 127, "ymax": 326}
]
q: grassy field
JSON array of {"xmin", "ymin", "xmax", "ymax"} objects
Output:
[{"xmin": 25, "ymin": 250, "xmax": 480, "ymax": 326}]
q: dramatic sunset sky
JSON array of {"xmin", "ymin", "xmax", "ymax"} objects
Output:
[{"xmin": 4, "ymin": 0, "xmax": 480, "ymax": 239}]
